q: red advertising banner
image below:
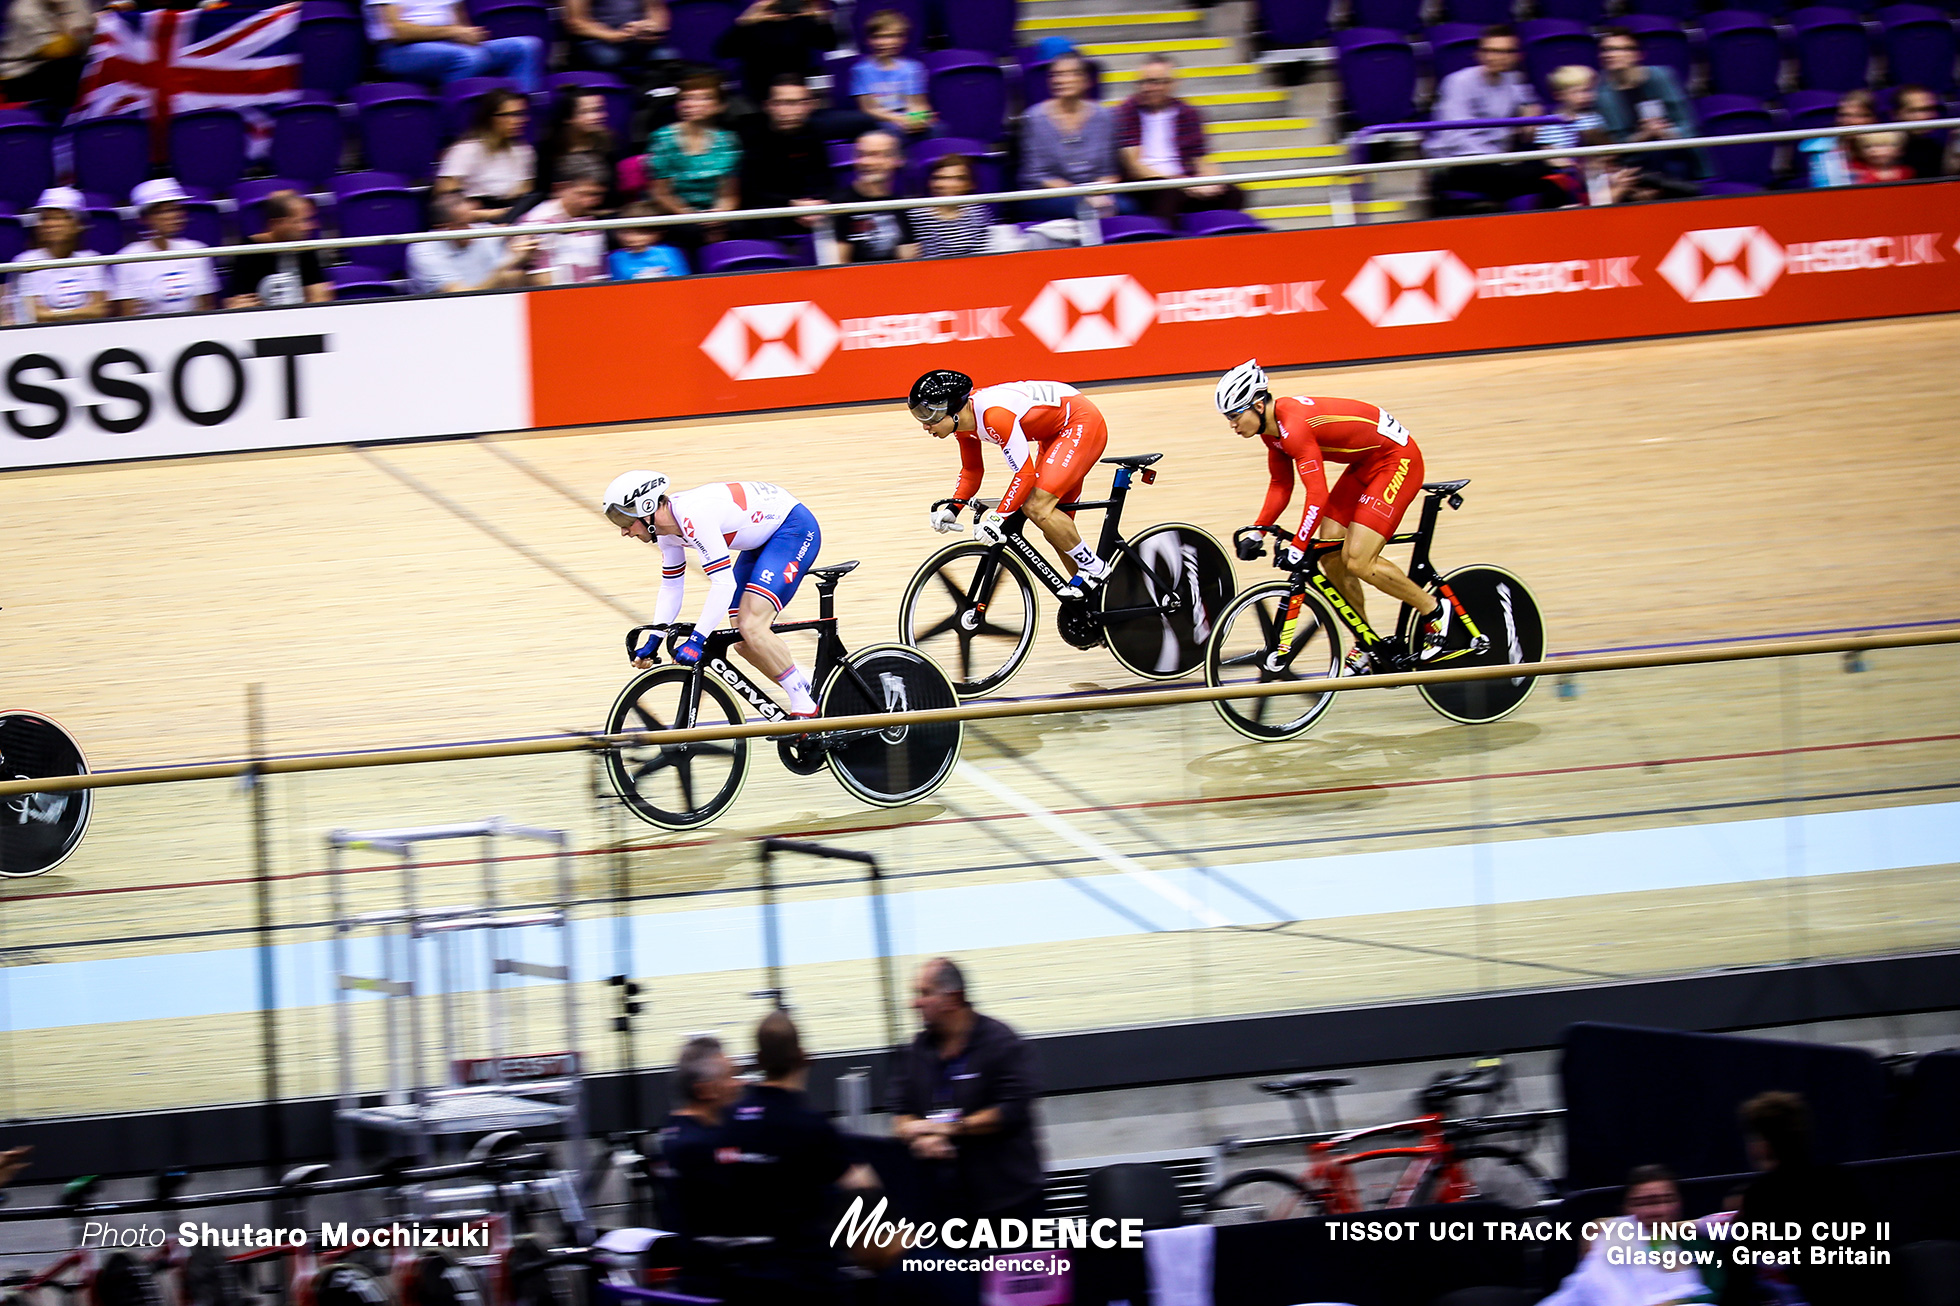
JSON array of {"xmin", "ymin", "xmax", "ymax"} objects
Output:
[{"xmin": 526, "ymin": 181, "xmax": 1958, "ymax": 430}]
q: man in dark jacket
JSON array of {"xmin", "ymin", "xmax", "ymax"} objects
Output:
[{"xmin": 737, "ymin": 75, "xmax": 833, "ymax": 237}]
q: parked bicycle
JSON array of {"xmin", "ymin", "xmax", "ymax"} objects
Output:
[
  {"xmin": 1207, "ymin": 1059, "xmax": 1558, "ymax": 1221},
  {"xmin": 605, "ymin": 560, "xmax": 962, "ymax": 830},
  {"xmin": 900, "ymin": 454, "xmax": 1236, "ymax": 697},
  {"xmin": 1206, "ymin": 479, "xmax": 1546, "ymax": 741}
]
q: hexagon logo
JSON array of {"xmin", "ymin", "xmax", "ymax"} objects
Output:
[
  {"xmin": 1658, "ymin": 227, "xmax": 1786, "ymax": 303},
  {"xmin": 1342, "ymin": 250, "xmax": 1476, "ymax": 327},
  {"xmin": 700, "ymin": 301, "xmax": 842, "ymax": 380},
  {"xmin": 1020, "ymin": 275, "xmax": 1158, "ymax": 353}
]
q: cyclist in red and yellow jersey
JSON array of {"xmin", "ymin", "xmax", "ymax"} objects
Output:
[{"xmin": 1215, "ymin": 359, "xmax": 1449, "ymax": 672}]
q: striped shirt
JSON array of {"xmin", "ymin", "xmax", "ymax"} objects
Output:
[{"xmin": 909, "ymin": 203, "xmax": 995, "ymax": 259}]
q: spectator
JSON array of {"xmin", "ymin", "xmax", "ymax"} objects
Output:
[
  {"xmin": 112, "ymin": 179, "xmax": 218, "ymax": 317},
  {"xmin": 1847, "ymin": 129, "xmax": 1911, "ymax": 183},
  {"xmin": 1426, "ymin": 25, "xmax": 1554, "ymax": 212},
  {"xmin": 1892, "ymin": 85, "xmax": 1947, "ymax": 178},
  {"xmin": 0, "ymin": 0, "xmax": 92, "ymax": 115},
  {"xmin": 1800, "ymin": 88, "xmax": 1877, "ymax": 187},
  {"xmin": 225, "ymin": 190, "xmax": 333, "ymax": 307},
  {"xmin": 647, "ymin": 73, "xmax": 741, "ymax": 250},
  {"xmin": 1113, "ymin": 55, "xmax": 1243, "ymax": 219},
  {"xmin": 408, "ymin": 194, "xmax": 537, "ymax": 293},
  {"xmin": 832, "ymin": 129, "xmax": 915, "ymax": 262},
  {"xmin": 538, "ymin": 90, "xmax": 621, "ymax": 204},
  {"xmin": 1018, "ymin": 52, "xmax": 1126, "ymax": 219},
  {"xmin": 737, "ymin": 75, "xmax": 833, "ymax": 238},
  {"xmin": 890, "ymin": 958, "xmax": 1046, "ymax": 1225},
  {"xmin": 563, "ymin": 0, "xmax": 667, "ymax": 81},
  {"xmin": 1534, "ymin": 66, "xmax": 1607, "ymax": 205},
  {"xmin": 908, "ymin": 154, "xmax": 994, "ymax": 259},
  {"xmin": 1542, "ymin": 1165, "xmax": 1718, "ymax": 1305},
  {"xmin": 652, "ymin": 1034, "xmax": 740, "ymax": 1244},
  {"xmin": 1595, "ymin": 27, "xmax": 1704, "ymax": 197},
  {"xmin": 850, "ymin": 9, "xmax": 933, "ymax": 143},
  {"xmin": 435, "ymin": 90, "xmax": 537, "ymax": 221},
  {"xmin": 523, "ymin": 157, "xmax": 610, "ymax": 284},
  {"xmin": 609, "ymin": 200, "xmax": 689, "ymax": 278},
  {"xmin": 10, "ymin": 188, "xmax": 107, "ymax": 324},
  {"xmin": 365, "ymin": 0, "xmax": 542, "ymax": 95},
  {"xmin": 717, "ymin": 0, "xmax": 835, "ymax": 113}
]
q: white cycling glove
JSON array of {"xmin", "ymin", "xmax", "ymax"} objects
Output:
[
  {"xmin": 1278, "ymin": 542, "xmax": 1306, "ymax": 569},
  {"xmin": 973, "ymin": 510, "xmax": 1008, "ymax": 546},
  {"xmin": 928, "ymin": 504, "xmax": 961, "ymax": 534}
]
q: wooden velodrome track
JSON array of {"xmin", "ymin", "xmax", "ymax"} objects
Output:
[{"xmin": 3, "ymin": 315, "xmax": 1959, "ymax": 1120}]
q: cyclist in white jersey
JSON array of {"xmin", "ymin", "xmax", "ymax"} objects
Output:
[{"xmin": 602, "ymin": 472, "xmax": 824, "ymax": 717}]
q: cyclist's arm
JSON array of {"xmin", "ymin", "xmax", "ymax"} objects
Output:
[
  {"xmin": 992, "ymin": 410, "xmax": 1038, "ymax": 515},
  {"xmin": 1290, "ymin": 451, "xmax": 1331, "ymax": 549},
  {"xmin": 952, "ymin": 431, "xmax": 985, "ymax": 502},
  {"xmin": 651, "ymin": 538, "xmax": 688, "ymax": 626},
  {"xmin": 1255, "ymin": 443, "xmax": 1293, "ymax": 526},
  {"xmin": 677, "ymin": 524, "xmax": 738, "ymax": 635}
]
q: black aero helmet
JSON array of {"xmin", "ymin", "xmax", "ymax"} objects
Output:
[{"xmin": 909, "ymin": 369, "xmax": 974, "ymax": 425}]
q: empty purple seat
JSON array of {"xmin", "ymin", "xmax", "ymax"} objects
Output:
[
  {"xmin": 174, "ymin": 194, "xmax": 227, "ymax": 248},
  {"xmin": 168, "ymin": 107, "xmax": 248, "ymax": 196},
  {"xmin": 1698, "ymin": 95, "xmax": 1777, "ymax": 187},
  {"xmin": 1424, "ymin": 23, "xmax": 1484, "ymax": 83},
  {"xmin": 1179, "ymin": 209, "xmax": 1271, "ymax": 235},
  {"xmin": 70, "ymin": 115, "xmax": 150, "ymax": 205},
  {"xmin": 1336, "ymin": 28, "xmax": 1418, "ymax": 126},
  {"xmin": 1444, "ymin": 0, "xmax": 1514, "ymax": 25},
  {"xmin": 334, "ymin": 170, "xmax": 420, "ymax": 275},
  {"xmin": 270, "ymin": 96, "xmax": 346, "ymax": 189},
  {"xmin": 667, "ymin": 0, "xmax": 739, "ymax": 65},
  {"xmin": 80, "ymin": 198, "xmax": 127, "ymax": 260},
  {"xmin": 234, "ymin": 177, "xmax": 311, "ymax": 236},
  {"xmin": 1624, "ymin": 0, "xmax": 1694, "ymax": 17},
  {"xmin": 1705, "ymin": 12, "xmax": 1783, "ymax": 99},
  {"xmin": 473, "ymin": 1, "xmax": 550, "ymax": 46},
  {"xmin": 945, "ymin": 0, "xmax": 1014, "ymax": 54},
  {"xmin": 1539, "ymin": 0, "xmax": 1606, "ymax": 24},
  {"xmin": 327, "ymin": 264, "xmax": 401, "ymax": 297},
  {"xmin": 1782, "ymin": 87, "xmax": 1843, "ymax": 128},
  {"xmin": 1098, "ymin": 215, "xmax": 1176, "ymax": 243},
  {"xmin": 442, "ymin": 75, "xmax": 519, "ymax": 137},
  {"xmin": 825, "ymin": 139, "xmax": 855, "ymax": 169},
  {"xmin": 1790, "ymin": 7, "xmax": 1871, "ymax": 91},
  {"xmin": 355, "ymin": 83, "xmax": 442, "ymax": 182},
  {"xmin": 1880, "ymin": 5, "xmax": 1955, "ymax": 91},
  {"xmin": 1259, "ymin": 0, "xmax": 1334, "ymax": 46},
  {"xmin": 851, "ymin": 0, "xmax": 926, "ymax": 54},
  {"xmin": 1618, "ymin": 15, "xmax": 1694, "ymax": 88},
  {"xmin": 298, "ymin": 9, "xmax": 366, "ymax": 99},
  {"xmin": 1354, "ymin": 0, "xmax": 1422, "ymax": 31},
  {"xmin": 925, "ymin": 50, "xmax": 1008, "ymax": 145},
  {"xmin": 698, "ymin": 238, "xmax": 798, "ymax": 273},
  {"xmin": 0, "ymin": 211, "xmax": 25, "ymax": 266},
  {"xmin": 1520, "ymin": 18, "xmax": 1598, "ymax": 102},
  {"xmin": 0, "ymin": 118, "xmax": 54, "ymax": 210}
]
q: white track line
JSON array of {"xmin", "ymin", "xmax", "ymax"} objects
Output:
[{"xmin": 954, "ymin": 761, "xmax": 1231, "ymax": 928}]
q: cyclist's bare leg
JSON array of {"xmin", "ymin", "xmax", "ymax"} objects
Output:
[
  {"xmin": 1023, "ymin": 487, "xmax": 1097, "ymax": 576},
  {"xmin": 1325, "ymin": 522, "xmax": 1438, "ymax": 617},
  {"xmin": 732, "ymin": 592, "xmax": 818, "ymax": 713}
]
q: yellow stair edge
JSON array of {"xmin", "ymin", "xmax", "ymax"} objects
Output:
[
  {"xmin": 1248, "ymin": 200, "xmax": 1406, "ymax": 218},
  {"xmin": 1205, "ymin": 116, "xmax": 1315, "ymax": 133},
  {"xmin": 1150, "ymin": 89, "xmax": 1289, "ymax": 106},
  {"xmin": 1020, "ymin": 12, "xmax": 1202, "ymax": 31},
  {"xmin": 1078, "ymin": 37, "xmax": 1229, "ymax": 55},
  {"xmin": 1213, "ymin": 145, "xmax": 1345, "ymax": 162},
  {"xmin": 1103, "ymin": 62, "xmax": 1262, "ymax": 81},
  {"xmin": 1241, "ymin": 176, "xmax": 1358, "ymax": 191}
]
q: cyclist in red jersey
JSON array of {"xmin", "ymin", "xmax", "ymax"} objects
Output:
[
  {"xmin": 1215, "ymin": 359, "xmax": 1449, "ymax": 672},
  {"xmin": 908, "ymin": 369, "xmax": 1112, "ymax": 595}
]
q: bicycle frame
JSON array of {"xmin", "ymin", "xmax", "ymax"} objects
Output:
[
  {"xmin": 1302, "ymin": 1113, "xmax": 1472, "ymax": 1214},
  {"xmin": 956, "ymin": 461, "xmax": 1150, "ymax": 601}
]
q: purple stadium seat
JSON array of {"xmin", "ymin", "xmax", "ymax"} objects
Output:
[
  {"xmin": 698, "ymin": 238, "xmax": 799, "ymax": 272},
  {"xmin": 442, "ymin": 75, "xmax": 519, "ymax": 138},
  {"xmin": 1879, "ymin": 5, "xmax": 1956, "ymax": 91},
  {"xmin": 1704, "ymin": 12, "xmax": 1783, "ymax": 99},
  {"xmin": 0, "ymin": 211, "xmax": 25, "ymax": 266},
  {"xmin": 667, "ymin": 0, "xmax": 739, "ymax": 66},
  {"xmin": 474, "ymin": 1, "xmax": 550, "ymax": 46},
  {"xmin": 546, "ymin": 71, "xmax": 633, "ymax": 146},
  {"xmin": 1539, "ymin": 0, "xmax": 1606, "ymax": 25},
  {"xmin": 1354, "ymin": 0, "xmax": 1423, "ymax": 32},
  {"xmin": 1521, "ymin": 18, "xmax": 1599, "ymax": 103},
  {"xmin": 270, "ymin": 96, "xmax": 346, "ymax": 189},
  {"xmin": 327, "ymin": 264, "xmax": 402, "ymax": 297},
  {"xmin": 1098, "ymin": 215, "xmax": 1176, "ymax": 242},
  {"xmin": 1444, "ymin": 0, "xmax": 1514, "ymax": 26},
  {"xmin": 924, "ymin": 50, "xmax": 1008, "ymax": 145},
  {"xmin": 1624, "ymin": 0, "xmax": 1694, "ymax": 15},
  {"xmin": 334, "ymin": 170, "xmax": 420, "ymax": 276},
  {"xmin": 234, "ymin": 177, "xmax": 310, "ymax": 237},
  {"xmin": 1790, "ymin": 7, "xmax": 1871, "ymax": 91},
  {"xmin": 851, "ymin": 0, "xmax": 926, "ymax": 55},
  {"xmin": 79, "ymin": 198, "xmax": 127, "ymax": 259},
  {"xmin": 168, "ymin": 107, "xmax": 248, "ymax": 196},
  {"xmin": 825, "ymin": 139, "xmax": 855, "ymax": 169},
  {"xmin": 1259, "ymin": 0, "xmax": 1334, "ymax": 46},
  {"xmin": 70, "ymin": 115, "xmax": 150, "ymax": 205},
  {"xmin": 1782, "ymin": 87, "xmax": 1843, "ymax": 128},
  {"xmin": 298, "ymin": 8, "xmax": 365, "ymax": 99},
  {"xmin": 175, "ymin": 194, "xmax": 227, "ymax": 248},
  {"xmin": 1424, "ymin": 23, "xmax": 1484, "ymax": 84},
  {"xmin": 1021, "ymin": 54, "xmax": 1102, "ymax": 108},
  {"xmin": 1179, "ymin": 209, "xmax": 1271, "ymax": 235},
  {"xmin": 1697, "ymin": 95, "xmax": 1777, "ymax": 188},
  {"xmin": 945, "ymin": 0, "xmax": 1015, "ymax": 54},
  {"xmin": 1618, "ymin": 15, "xmax": 1694, "ymax": 89},
  {"xmin": 0, "ymin": 118, "xmax": 54, "ymax": 210},
  {"xmin": 902, "ymin": 137, "xmax": 1002, "ymax": 193},
  {"xmin": 354, "ymin": 83, "xmax": 442, "ymax": 183},
  {"xmin": 1337, "ymin": 29, "xmax": 1418, "ymax": 127}
]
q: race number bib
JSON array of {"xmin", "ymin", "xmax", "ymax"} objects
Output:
[{"xmin": 1377, "ymin": 410, "xmax": 1411, "ymax": 444}]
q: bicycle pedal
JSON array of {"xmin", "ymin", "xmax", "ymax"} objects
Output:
[{"xmin": 1470, "ymin": 635, "xmax": 1491, "ymax": 655}]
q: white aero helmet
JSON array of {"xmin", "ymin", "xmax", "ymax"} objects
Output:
[
  {"xmin": 602, "ymin": 470, "xmax": 670, "ymax": 527},
  {"xmin": 1215, "ymin": 358, "xmax": 1270, "ymax": 416}
]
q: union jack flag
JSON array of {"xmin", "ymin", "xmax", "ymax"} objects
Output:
[{"xmin": 70, "ymin": 3, "xmax": 302, "ymax": 158}]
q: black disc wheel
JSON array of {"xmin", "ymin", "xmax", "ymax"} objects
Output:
[
  {"xmin": 1397, "ymin": 565, "xmax": 1547, "ymax": 725},
  {"xmin": 1204, "ymin": 1169, "xmax": 1321, "ymax": 1223},
  {"xmin": 1416, "ymin": 1145, "xmax": 1559, "ymax": 1209},
  {"xmin": 1099, "ymin": 523, "xmax": 1237, "ymax": 680},
  {"xmin": 180, "ymin": 1248, "xmax": 243, "ymax": 1306},
  {"xmin": 605, "ymin": 666, "xmax": 751, "ymax": 830},
  {"xmin": 898, "ymin": 541, "xmax": 1038, "ymax": 698},
  {"xmin": 1205, "ymin": 581, "xmax": 1344, "ymax": 742},
  {"xmin": 821, "ymin": 644, "xmax": 963, "ymax": 807},
  {"xmin": 90, "ymin": 1255, "xmax": 161, "ymax": 1306},
  {"xmin": 413, "ymin": 1255, "xmax": 487, "ymax": 1306},
  {"xmin": 312, "ymin": 1264, "xmax": 389, "ymax": 1306}
]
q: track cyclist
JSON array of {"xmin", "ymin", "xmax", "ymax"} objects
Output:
[
  {"xmin": 909, "ymin": 369, "xmax": 1113, "ymax": 596},
  {"xmin": 1215, "ymin": 359, "xmax": 1452, "ymax": 674},
  {"xmin": 602, "ymin": 471, "xmax": 824, "ymax": 717}
]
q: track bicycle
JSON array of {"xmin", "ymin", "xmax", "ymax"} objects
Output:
[
  {"xmin": 0, "ymin": 1177, "xmax": 159, "ymax": 1306},
  {"xmin": 1205, "ymin": 478, "xmax": 1546, "ymax": 741},
  {"xmin": 1207, "ymin": 1060, "xmax": 1559, "ymax": 1222},
  {"xmin": 605, "ymin": 560, "xmax": 962, "ymax": 831},
  {"xmin": 899, "ymin": 454, "xmax": 1236, "ymax": 697}
]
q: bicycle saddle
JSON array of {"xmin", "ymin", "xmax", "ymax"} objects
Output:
[
  {"xmin": 809, "ymin": 561, "xmax": 860, "ymax": 581},
  {"xmin": 1423, "ymin": 478, "xmax": 1470, "ymax": 495},
  {"xmin": 280, "ymin": 1162, "xmax": 331, "ymax": 1189},
  {"xmin": 1100, "ymin": 453, "xmax": 1164, "ymax": 469},
  {"xmin": 1255, "ymin": 1074, "xmax": 1353, "ymax": 1096}
]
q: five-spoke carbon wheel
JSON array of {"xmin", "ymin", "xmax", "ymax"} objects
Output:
[
  {"xmin": 899, "ymin": 541, "xmax": 1038, "ymax": 698},
  {"xmin": 1205, "ymin": 581, "xmax": 1345, "ymax": 742},
  {"xmin": 605, "ymin": 666, "xmax": 751, "ymax": 830}
]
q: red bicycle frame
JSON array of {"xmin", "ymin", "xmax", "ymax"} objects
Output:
[{"xmin": 1303, "ymin": 1113, "xmax": 1476, "ymax": 1214}]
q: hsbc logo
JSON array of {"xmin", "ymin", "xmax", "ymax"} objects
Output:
[
  {"xmin": 1658, "ymin": 227, "xmax": 1786, "ymax": 303},
  {"xmin": 1342, "ymin": 250, "xmax": 1477, "ymax": 327},
  {"xmin": 1021, "ymin": 275, "xmax": 1157, "ymax": 352},
  {"xmin": 700, "ymin": 301, "xmax": 841, "ymax": 380}
]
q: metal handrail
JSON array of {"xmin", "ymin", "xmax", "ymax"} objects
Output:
[{"xmin": 0, "ymin": 117, "xmax": 1950, "ymax": 277}]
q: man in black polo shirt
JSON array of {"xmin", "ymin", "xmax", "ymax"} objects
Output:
[
  {"xmin": 890, "ymin": 958, "xmax": 1045, "ymax": 1224},
  {"xmin": 738, "ymin": 75, "xmax": 833, "ymax": 238},
  {"xmin": 652, "ymin": 1034, "xmax": 740, "ymax": 1240}
]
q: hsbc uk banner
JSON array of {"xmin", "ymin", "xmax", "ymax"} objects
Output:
[{"xmin": 527, "ymin": 179, "xmax": 1957, "ymax": 431}]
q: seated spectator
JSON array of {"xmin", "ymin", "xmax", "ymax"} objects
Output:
[
  {"xmin": 409, "ymin": 193, "xmax": 537, "ymax": 293},
  {"xmin": 1018, "ymin": 52, "xmax": 1127, "ymax": 220},
  {"xmin": 909, "ymin": 154, "xmax": 994, "ymax": 259},
  {"xmin": 1425, "ymin": 25, "xmax": 1557, "ymax": 213},
  {"xmin": 738, "ymin": 75, "xmax": 832, "ymax": 237},
  {"xmin": 1534, "ymin": 66, "xmax": 1607, "ymax": 206},
  {"xmin": 1595, "ymin": 26, "xmax": 1704, "ymax": 198},
  {"xmin": 10, "ymin": 187, "xmax": 107, "ymax": 323},
  {"xmin": 225, "ymin": 190, "xmax": 334, "ymax": 307},
  {"xmin": 0, "ymin": 0, "xmax": 92, "ymax": 116},
  {"xmin": 852, "ymin": 9, "xmax": 933, "ymax": 143},
  {"xmin": 435, "ymin": 90, "xmax": 536, "ymax": 221},
  {"xmin": 365, "ymin": 0, "xmax": 542, "ymax": 95},
  {"xmin": 609, "ymin": 200, "xmax": 689, "ymax": 278},
  {"xmin": 1542, "ymin": 1165, "xmax": 1718, "ymax": 1305},
  {"xmin": 646, "ymin": 73, "xmax": 741, "ymax": 249},
  {"xmin": 1891, "ymin": 85, "xmax": 1947, "ymax": 178},
  {"xmin": 524, "ymin": 157, "xmax": 610, "ymax": 284},
  {"xmin": 112, "ymin": 179, "xmax": 218, "ymax": 317},
  {"xmin": 833, "ymin": 129, "xmax": 915, "ymax": 262},
  {"xmin": 1113, "ymin": 55, "xmax": 1243, "ymax": 219},
  {"xmin": 563, "ymin": 0, "xmax": 667, "ymax": 81},
  {"xmin": 717, "ymin": 0, "xmax": 835, "ymax": 113},
  {"xmin": 1848, "ymin": 129, "xmax": 1911, "ymax": 183},
  {"xmin": 538, "ymin": 90, "xmax": 621, "ymax": 203},
  {"xmin": 1800, "ymin": 88, "xmax": 1877, "ymax": 187}
]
